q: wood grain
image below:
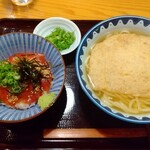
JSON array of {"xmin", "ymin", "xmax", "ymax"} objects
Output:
[
  {"xmin": 0, "ymin": 0, "xmax": 150, "ymax": 20},
  {"xmin": 43, "ymin": 128, "xmax": 148, "ymax": 138}
]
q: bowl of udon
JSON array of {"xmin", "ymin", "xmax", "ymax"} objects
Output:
[
  {"xmin": 0, "ymin": 32, "xmax": 65, "ymax": 123},
  {"xmin": 76, "ymin": 15, "xmax": 150, "ymax": 124}
]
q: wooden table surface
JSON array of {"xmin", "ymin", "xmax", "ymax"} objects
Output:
[{"xmin": 0, "ymin": 0, "xmax": 150, "ymax": 20}]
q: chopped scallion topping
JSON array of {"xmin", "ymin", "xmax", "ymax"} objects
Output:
[
  {"xmin": 0, "ymin": 61, "xmax": 21, "ymax": 93},
  {"xmin": 45, "ymin": 27, "xmax": 76, "ymax": 51}
]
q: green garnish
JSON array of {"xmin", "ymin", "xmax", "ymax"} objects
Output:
[
  {"xmin": 45, "ymin": 27, "xmax": 76, "ymax": 51},
  {"xmin": 37, "ymin": 92, "xmax": 56, "ymax": 110},
  {"xmin": 0, "ymin": 61, "xmax": 21, "ymax": 94}
]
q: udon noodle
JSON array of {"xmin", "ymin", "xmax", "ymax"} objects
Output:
[{"xmin": 86, "ymin": 32, "xmax": 150, "ymax": 115}]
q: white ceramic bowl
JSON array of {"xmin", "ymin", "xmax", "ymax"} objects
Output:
[
  {"xmin": 76, "ymin": 15, "xmax": 150, "ymax": 124},
  {"xmin": 33, "ymin": 17, "xmax": 81, "ymax": 55}
]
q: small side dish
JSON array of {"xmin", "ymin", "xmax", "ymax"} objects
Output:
[{"xmin": 33, "ymin": 17, "xmax": 81, "ymax": 55}]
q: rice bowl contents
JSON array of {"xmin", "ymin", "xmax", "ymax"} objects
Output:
[
  {"xmin": 86, "ymin": 32, "xmax": 150, "ymax": 115},
  {"xmin": 0, "ymin": 53, "xmax": 53, "ymax": 109}
]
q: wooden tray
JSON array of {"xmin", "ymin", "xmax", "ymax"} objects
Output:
[{"xmin": 0, "ymin": 18, "xmax": 150, "ymax": 149}]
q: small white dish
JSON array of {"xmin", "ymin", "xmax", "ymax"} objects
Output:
[{"xmin": 33, "ymin": 17, "xmax": 81, "ymax": 55}]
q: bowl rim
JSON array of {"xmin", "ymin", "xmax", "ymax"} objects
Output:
[
  {"xmin": 0, "ymin": 32, "xmax": 66, "ymax": 123},
  {"xmin": 76, "ymin": 15, "xmax": 150, "ymax": 124},
  {"xmin": 33, "ymin": 17, "xmax": 81, "ymax": 55}
]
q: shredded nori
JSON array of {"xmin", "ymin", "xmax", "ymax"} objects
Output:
[{"xmin": 16, "ymin": 57, "xmax": 50, "ymax": 90}]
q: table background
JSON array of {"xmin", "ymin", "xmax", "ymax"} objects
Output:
[{"xmin": 0, "ymin": 0, "xmax": 150, "ymax": 20}]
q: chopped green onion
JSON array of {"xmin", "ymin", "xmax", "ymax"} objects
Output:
[
  {"xmin": 0, "ymin": 61, "xmax": 22, "ymax": 94},
  {"xmin": 45, "ymin": 27, "xmax": 76, "ymax": 51}
]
